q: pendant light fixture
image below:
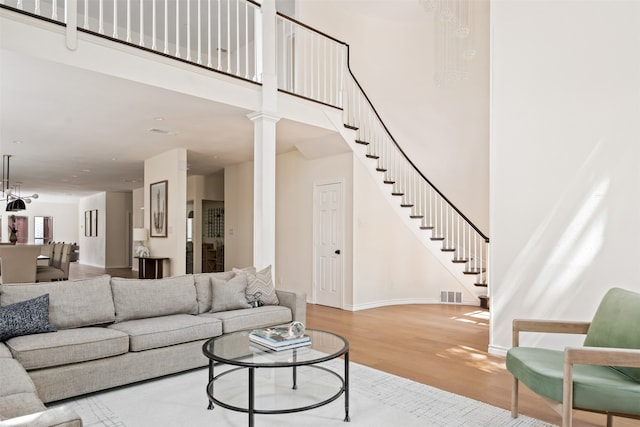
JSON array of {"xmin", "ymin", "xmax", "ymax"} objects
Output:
[{"xmin": 1, "ymin": 155, "xmax": 38, "ymax": 211}]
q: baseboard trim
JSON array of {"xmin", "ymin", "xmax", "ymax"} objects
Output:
[
  {"xmin": 343, "ymin": 297, "xmax": 480, "ymax": 312},
  {"xmin": 488, "ymin": 344, "xmax": 509, "ymax": 357}
]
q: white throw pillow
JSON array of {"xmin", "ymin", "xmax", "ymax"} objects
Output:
[{"xmin": 245, "ymin": 265, "xmax": 279, "ymax": 306}]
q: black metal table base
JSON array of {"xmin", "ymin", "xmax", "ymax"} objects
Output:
[{"xmin": 206, "ymin": 355, "xmax": 350, "ymax": 425}]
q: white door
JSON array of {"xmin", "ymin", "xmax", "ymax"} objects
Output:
[{"xmin": 314, "ymin": 181, "xmax": 344, "ymax": 308}]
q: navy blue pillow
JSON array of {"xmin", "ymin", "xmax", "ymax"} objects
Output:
[{"xmin": 0, "ymin": 294, "xmax": 57, "ymax": 341}]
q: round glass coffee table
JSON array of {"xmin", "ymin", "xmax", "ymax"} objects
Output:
[{"xmin": 202, "ymin": 329, "xmax": 350, "ymax": 426}]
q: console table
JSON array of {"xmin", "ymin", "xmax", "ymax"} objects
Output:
[{"xmin": 135, "ymin": 256, "xmax": 168, "ymax": 279}]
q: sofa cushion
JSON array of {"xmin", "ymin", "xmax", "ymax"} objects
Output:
[
  {"xmin": 0, "ymin": 358, "xmax": 37, "ymax": 396},
  {"xmin": 0, "ymin": 275, "xmax": 115, "ymax": 329},
  {"xmin": 201, "ymin": 305, "xmax": 292, "ymax": 333},
  {"xmin": 6, "ymin": 328, "xmax": 129, "ymax": 370},
  {"xmin": 0, "ymin": 393, "xmax": 46, "ymax": 421},
  {"xmin": 583, "ymin": 287, "xmax": 640, "ymax": 382},
  {"xmin": 211, "ymin": 275, "xmax": 250, "ymax": 313},
  {"xmin": 111, "ymin": 275, "xmax": 197, "ymax": 322},
  {"xmin": 108, "ymin": 314, "xmax": 222, "ymax": 352},
  {"xmin": 194, "ymin": 271, "xmax": 235, "ymax": 314},
  {"xmin": 0, "ymin": 343, "xmax": 11, "ymax": 359},
  {"xmin": 0, "ymin": 294, "xmax": 56, "ymax": 341},
  {"xmin": 245, "ymin": 265, "xmax": 279, "ymax": 306}
]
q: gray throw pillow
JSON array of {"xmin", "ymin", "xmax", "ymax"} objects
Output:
[
  {"xmin": 210, "ymin": 275, "xmax": 251, "ymax": 313},
  {"xmin": 0, "ymin": 294, "xmax": 57, "ymax": 341}
]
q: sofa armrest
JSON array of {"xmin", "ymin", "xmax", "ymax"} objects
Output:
[
  {"xmin": 512, "ymin": 319, "xmax": 591, "ymax": 347},
  {"xmin": 0, "ymin": 406, "xmax": 82, "ymax": 427},
  {"xmin": 276, "ymin": 289, "xmax": 307, "ymax": 324}
]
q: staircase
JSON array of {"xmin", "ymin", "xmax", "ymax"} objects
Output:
[
  {"xmin": 2, "ymin": 0, "xmax": 490, "ymax": 305},
  {"xmin": 339, "ymin": 73, "xmax": 489, "ymax": 303}
]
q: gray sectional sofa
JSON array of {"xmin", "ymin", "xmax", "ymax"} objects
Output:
[{"xmin": 0, "ymin": 272, "xmax": 306, "ymax": 426}]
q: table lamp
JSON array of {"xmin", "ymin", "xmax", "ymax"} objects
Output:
[{"xmin": 133, "ymin": 228, "xmax": 150, "ymax": 257}]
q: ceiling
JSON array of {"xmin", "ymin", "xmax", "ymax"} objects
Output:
[{"xmin": 0, "ymin": 45, "xmax": 348, "ymax": 204}]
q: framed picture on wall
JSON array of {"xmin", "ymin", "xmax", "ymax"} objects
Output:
[
  {"xmin": 91, "ymin": 209, "xmax": 98, "ymax": 237},
  {"xmin": 84, "ymin": 210, "xmax": 98, "ymax": 237},
  {"xmin": 85, "ymin": 211, "xmax": 91, "ymax": 237},
  {"xmin": 150, "ymin": 180, "xmax": 168, "ymax": 237}
]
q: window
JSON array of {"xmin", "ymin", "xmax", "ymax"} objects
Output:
[{"xmin": 34, "ymin": 216, "xmax": 53, "ymax": 245}]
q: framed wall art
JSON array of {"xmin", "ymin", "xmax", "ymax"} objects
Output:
[
  {"xmin": 84, "ymin": 210, "xmax": 98, "ymax": 237},
  {"xmin": 150, "ymin": 180, "xmax": 168, "ymax": 237}
]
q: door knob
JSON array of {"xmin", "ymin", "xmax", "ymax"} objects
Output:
[{"xmin": 335, "ymin": 250, "xmax": 341, "ymax": 255}]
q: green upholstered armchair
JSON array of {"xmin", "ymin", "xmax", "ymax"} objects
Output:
[{"xmin": 506, "ymin": 288, "xmax": 640, "ymax": 427}]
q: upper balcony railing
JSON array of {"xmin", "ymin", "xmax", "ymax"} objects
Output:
[{"xmin": 2, "ymin": 0, "xmax": 262, "ymax": 84}]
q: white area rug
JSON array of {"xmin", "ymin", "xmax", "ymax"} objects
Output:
[{"xmin": 56, "ymin": 360, "xmax": 555, "ymax": 427}]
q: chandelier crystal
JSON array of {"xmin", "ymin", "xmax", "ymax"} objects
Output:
[{"xmin": 419, "ymin": 0, "xmax": 476, "ymax": 87}]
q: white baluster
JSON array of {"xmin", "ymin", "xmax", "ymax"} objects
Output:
[
  {"xmin": 52, "ymin": 0, "xmax": 57, "ymax": 20},
  {"xmin": 34, "ymin": 0, "xmax": 40, "ymax": 14},
  {"xmin": 139, "ymin": 0, "xmax": 144, "ymax": 47},
  {"xmin": 175, "ymin": 0, "xmax": 180, "ymax": 57},
  {"xmin": 217, "ymin": 0, "xmax": 221, "ymax": 70},
  {"xmin": 98, "ymin": 0, "xmax": 103, "ymax": 34},
  {"xmin": 235, "ymin": 0, "xmax": 240, "ymax": 75},
  {"xmin": 126, "ymin": 0, "xmax": 131, "ymax": 42},
  {"xmin": 207, "ymin": 0, "xmax": 212, "ymax": 67},
  {"xmin": 17, "ymin": 0, "xmax": 24, "ymax": 11},
  {"xmin": 83, "ymin": 0, "xmax": 88, "ymax": 29},
  {"xmin": 151, "ymin": 0, "xmax": 157, "ymax": 50},
  {"xmin": 244, "ymin": 1, "xmax": 249, "ymax": 79},
  {"xmin": 197, "ymin": 0, "xmax": 202, "ymax": 64},
  {"xmin": 226, "ymin": 0, "xmax": 230, "ymax": 73},
  {"xmin": 113, "ymin": 0, "xmax": 118, "ymax": 39},
  {"xmin": 186, "ymin": 0, "xmax": 191, "ymax": 61},
  {"xmin": 164, "ymin": 0, "xmax": 168, "ymax": 54}
]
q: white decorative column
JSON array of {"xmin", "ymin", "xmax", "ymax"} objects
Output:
[
  {"xmin": 248, "ymin": 112, "xmax": 279, "ymax": 270},
  {"xmin": 249, "ymin": 0, "xmax": 279, "ymax": 270}
]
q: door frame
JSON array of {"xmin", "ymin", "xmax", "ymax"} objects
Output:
[{"xmin": 312, "ymin": 179, "xmax": 345, "ymax": 308}]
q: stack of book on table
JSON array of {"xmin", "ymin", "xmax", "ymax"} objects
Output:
[{"xmin": 249, "ymin": 327, "xmax": 311, "ymax": 351}]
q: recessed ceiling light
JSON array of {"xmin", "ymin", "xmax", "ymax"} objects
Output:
[
  {"xmin": 149, "ymin": 128, "xmax": 170, "ymax": 134},
  {"xmin": 154, "ymin": 117, "xmax": 165, "ymax": 121},
  {"xmin": 12, "ymin": 140, "xmax": 22, "ymax": 144},
  {"xmin": 82, "ymin": 169, "xmax": 90, "ymax": 172}
]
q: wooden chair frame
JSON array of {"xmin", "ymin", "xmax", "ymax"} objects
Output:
[{"xmin": 511, "ymin": 319, "xmax": 640, "ymax": 427}]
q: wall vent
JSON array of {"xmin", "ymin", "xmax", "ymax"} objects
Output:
[{"xmin": 440, "ymin": 290, "xmax": 463, "ymax": 304}]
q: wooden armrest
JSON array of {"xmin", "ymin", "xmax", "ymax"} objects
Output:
[
  {"xmin": 562, "ymin": 346, "xmax": 640, "ymax": 426},
  {"xmin": 512, "ymin": 319, "xmax": 591, "ymax": 347},
  {"xmin": 565, "ymin": 346, "xmax": 640, "ymax": 367}
]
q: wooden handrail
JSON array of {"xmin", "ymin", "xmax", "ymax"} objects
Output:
[{"xmin": 343, "ymin": 44, "xmax": 489, "ymax": 242}]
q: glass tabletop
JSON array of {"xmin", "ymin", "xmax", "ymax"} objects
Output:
[{"xmin": 202, "ymin": 329, "xmax": 348, "ymax": 368}]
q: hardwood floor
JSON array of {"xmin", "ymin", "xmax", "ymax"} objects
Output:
[
  {"xmin": 69, "ymin": 264, "xmax": 638, "ymax": 427},
  {"xmin": 306, "ymin": 303, "xmax": 639, "ymax": 427}
]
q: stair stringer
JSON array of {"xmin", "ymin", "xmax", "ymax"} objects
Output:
[{"xmin": 324, "ymin": 109, "xmax": 484, "ymax": 303}]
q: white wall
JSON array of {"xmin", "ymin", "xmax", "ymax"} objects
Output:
[
  {"xmin": 78, "ymin": 193, "xmax": 106, "ymax": 267},
  {"xmin": 296, "ymin": 0, "xmax": 490, "ymax": 232},
  {"xmin": 226, "ymin": 147, "xmax": 468, "ymax": 309},
  {"xmin": 145, "ymin": 148, "xmax": 188, "ymax": 276},
  {"xmin": 105, "ymin": 192, "xmax": 132, "ymax": 268},
  {"xmin": 131, "ymin": 187, "xmax": 144, "ymax": 271},
  {"xmin": 276, "ymin": 150, "xmax": 354, "ymax": 304},
  {"xmin": 224, "ymin": 162, "xmax": 254, "ymax": 270},
  {"xmin": 490, "ymin": 0, "xmax": 640, "ymax": 353},
  {"xmin": 353, "ymin": 157, "xmax": 473, "ymax": 309}
]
